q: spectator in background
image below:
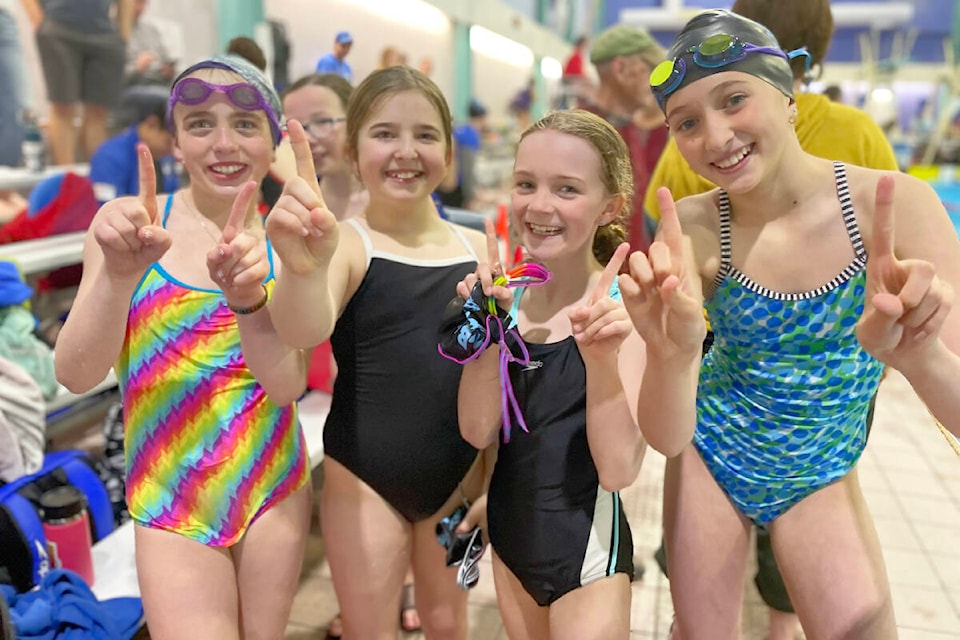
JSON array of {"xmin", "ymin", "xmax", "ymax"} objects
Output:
[
  {"xmin": 584, "ymin": 24, "xmax": 668, "ymax": 254},
  {"xmin": 437, "ymin": 98, "xmax": 486, "ymax": 210},
  {"xmin": 560, "ymin": 35, "xmax": 590, "ymax": 108},
  {"xmin": 509, "ymin": 79, "xmax": 534, "ymax": 131},
  {"xmin": 227, "ymin": 36, "xmax": 266, "ymax": 73},
  {"xmin": 418, "ymin": 56, "xmax": 434, "ymax": 78},
  {"xmin": 89, "ymin": 90, "xmax": 176, "ymax": 204},
  {"xmin": 823, "ymin": 84, "xmax": 843, "ymax": 102},
  {"xmin": 123, "ymin": 0, "xmax": 175, "ymax": 89},
  {"xmin": 315, "ymin": 30, "xmax": 353, "ymax": 83},
  {"xmin": 22, "ymin": 0, "xmax": 133, "ymax": 165},
  {"xmin": 378, "ymin": 45, "xmax": 405, "ymax": 70},
  {"xmin": 0, "ymin": 0, "xmax": 28, "ymax": 167}
]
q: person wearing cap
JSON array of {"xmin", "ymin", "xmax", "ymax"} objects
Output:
[
  {"xmin": 88, "ymin": 91, "xmax": 178, "ymax": 204},
  {"xmin": 56, "ymin": 54, "xmax": 313, "ymax": 639},
  {"xmin": 315, "ymin": 30, "xmax": 354, "ymax": 82},
  {"xmin": 584, "ymin": 24, "xmax": 669, "ymax": 254},
  {"xmin": 642, "ymin": 3, "xmax": 901, "ymax": 638},
  {"xmin": 622, "ymin": 9, "xmax": 960, "ymax": 639}
]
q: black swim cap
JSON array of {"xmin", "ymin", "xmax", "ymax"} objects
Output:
[{"xmin": 653, "ymin": 9, "xmax": 795, "ymax": 112}]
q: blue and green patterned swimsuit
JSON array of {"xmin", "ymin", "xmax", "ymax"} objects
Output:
[{"xmin": 696, "ymin": 162, "xmax": 884, "ymax": 526}]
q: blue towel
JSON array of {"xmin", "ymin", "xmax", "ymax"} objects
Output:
[{"xmin": 0, "ymin": 569, "xmax": 142, "ymax": 639}]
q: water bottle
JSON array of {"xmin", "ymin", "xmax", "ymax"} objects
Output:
[
  {"xmin": 21, "ymin": 112, "xmax": 46, "ymax": 173},
  {"xmin": 40, "ymin": 486, "xmax": 95, "ymax": 585}
]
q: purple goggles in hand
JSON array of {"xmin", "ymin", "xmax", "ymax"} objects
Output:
[{"xmin": 167, "ymin": 77, "xmax": 283, "ymax": 143}]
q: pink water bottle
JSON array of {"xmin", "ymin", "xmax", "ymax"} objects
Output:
[{"xmin": 40, "ymin": 486, "xmax": 95, "ymax": 585}]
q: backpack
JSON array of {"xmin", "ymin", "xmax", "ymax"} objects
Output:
[{"xmin": 0, "ymin": 450, "xmax": 114, "ymax": 592}]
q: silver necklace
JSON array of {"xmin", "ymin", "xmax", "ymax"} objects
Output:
[{"xmin": 181, "ymin": 192, "xmax": 222, "ymax": 244}]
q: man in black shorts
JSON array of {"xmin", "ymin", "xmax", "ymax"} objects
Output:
[{"xmin": 22, "ymin": 0, "xmax": 132, "ymax": 165}]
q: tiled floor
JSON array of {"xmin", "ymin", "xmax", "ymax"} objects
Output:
[{"xmin": 285, "ymin": 370, "xmax": 960, "ymax": 639}]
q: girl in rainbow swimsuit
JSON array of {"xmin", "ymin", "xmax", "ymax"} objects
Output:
[{"xmin": 55, "ymin": 55, "xmax": 312, "ymax": 639}]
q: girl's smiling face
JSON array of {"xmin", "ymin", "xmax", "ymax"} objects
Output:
[
  {"xmin": 352, "ymin": 90, "xmax": 450, "ymax": 203},
  {"xmin": 283, "ymin": 84, "xmax": 350, "ymax": 179},
  {"xmin": 172, "ymin": 70, "xmax": 274, "ymax": 197},
  {"xmin": 512, "ymin": 129, "xmax": 620, "ymax": 263},
  {"xmin": 665, "ymin": 70, "xmax": 794, "ymax": 195}
]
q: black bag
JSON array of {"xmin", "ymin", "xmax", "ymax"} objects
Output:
[{"xmin": 0, "ymin": 450, "xmax": 114, "ymax": 592}]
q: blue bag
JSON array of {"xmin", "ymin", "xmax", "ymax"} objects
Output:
[{"xmin": 0, "ymin": 450, "xmax": 114, "ymax": 592}]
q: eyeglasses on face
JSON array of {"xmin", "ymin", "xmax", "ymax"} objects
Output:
[{"xmin": 304, "ymin": 117, "xmax": 346, "ymax": 138}]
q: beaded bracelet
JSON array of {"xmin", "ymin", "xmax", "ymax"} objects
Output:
[{"xmin": 228, "ymin": 285, "xmax": 269, "ymax": 315}]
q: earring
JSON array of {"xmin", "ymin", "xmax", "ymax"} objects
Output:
[{"xmin": 788, "ymin": 111, "xmax": 798, "ymax": 125}]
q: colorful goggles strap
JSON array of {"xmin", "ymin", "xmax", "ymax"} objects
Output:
[{"xmin": 486, "ymin": 262, "xmax": 552, "ymax": 314}]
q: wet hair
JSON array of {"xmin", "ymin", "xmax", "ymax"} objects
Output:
[
  {"xmin": 519, "ymin": 110, "xmax": 631, "ymax": 265},
  {"xmin": 226, "ymin": 36, "xmax": 267, "ymax": 72},
  {"xmin": 731, "ymin": 0, "xmax": 834, "ymax": 81},
  {"xmin": 346, "ymin": 66, "xmax": 452, "ymax": 162},
  {"xmin": 283, "ymin": 73, "xmax": 353, "ymax": 111}
]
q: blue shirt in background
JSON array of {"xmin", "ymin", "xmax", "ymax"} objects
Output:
[
  {"xmin": 315, "ymin": 54, "xmax": 352, "ymax": 83},
  {"xmin": 89, "ymin": 126, "xmax": 179, "ymax": 203}
]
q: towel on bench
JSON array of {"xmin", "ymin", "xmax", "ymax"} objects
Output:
[{"xmin": 0, "ymin": 569, "xmax": 142, "ymax": 639}]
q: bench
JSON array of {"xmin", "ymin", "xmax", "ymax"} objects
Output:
[{"xmin": 90, "ymin": 391, "xmax": 330, "ymax": 600}]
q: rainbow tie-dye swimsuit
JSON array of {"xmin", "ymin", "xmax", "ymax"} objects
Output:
[{"xmin": 117, "ymin": 201, "xmax": 308, "ymax": 546}]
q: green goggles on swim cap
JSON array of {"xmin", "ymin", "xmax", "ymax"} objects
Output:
[{"xmin": 651, "ymin": 33, "xmax": 810, "ymax": 110}]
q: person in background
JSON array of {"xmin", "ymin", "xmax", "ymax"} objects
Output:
[
  {"xmin": 378, "ymin": 45, "xmax": 405, "ymax": 70},
  {"xmin": 0, "ymin": 0, "xmax": 29, "ymax": 167},
  {"xmin": 584, "ymin": 24, "xmax": 668, "ymax": 254},
  {"xmin": 418, "ymin": 56, "xmax": 434, "ymax": 78},
  {"xmin": 561, "ymin": 35, "xmax": 590, "ymax": 108},
  {"xmin": 123, "ymin": 0, "xmax": 175, "ymax": 89},
  {"xmin": 55, "ymin": 53, "xmax": 313, "ymax": 639},
  {"xmin": 22, "ymin": 0, "xmax": 133, "ymax": 165},
  {"xmin": 315, "ymin": 30, "xmax": 353, "ymax": 83},
  {"xmin": 437, "ymin": 98, "xmax": 486, "ymax": 211},
  {"xmin": 823, "ymin": 84, "xmax": 843, "ymax": 103},
  {"xmin": 643, "ymin": 3, "xmax": 899, "ymax": 638},
  {"xmin": 227, "ymin": 36, "xmax": 266, "ymax": 73},
  {"xmin": 89, "ymin": 90, "xmax": 177, "ymax": 204}
]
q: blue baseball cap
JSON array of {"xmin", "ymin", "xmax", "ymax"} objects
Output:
[{"xmin": 335, "ymin": 31, "xmax": 353, "ymax": 44}]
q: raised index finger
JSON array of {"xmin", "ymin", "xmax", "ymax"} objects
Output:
[
  {"xmin": 871, "ymin": 174, "xmax": 896, "ymax": 260},
  {"xmin": 483, "ymin": 218, "xmax": 502, "ymax": 269},
  {"xmin": 222, "ymin": 181, "xmax": 259, "ymax": 243},
  {"xmin": 656, "ymin": 187, "xmax": 684, "ymax": 264},
  {"xmin": 136, "ymin": 143, "xmax": 158, "ymax": 222},
  {"xmin": 286, "ymin": 119, "xmax": 325, "ymax": 203},
  {"xmin": 592, "ymin": 243, "xmax": 629, "ymax": 302}
]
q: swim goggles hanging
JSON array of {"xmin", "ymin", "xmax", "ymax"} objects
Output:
[
  {"xmin": 437, "ymin": 262, "xmax": 551, "ymax": 443},
  {"xmin": 650, "ymin": 33, "xmax": 810, "ymax": 105}
]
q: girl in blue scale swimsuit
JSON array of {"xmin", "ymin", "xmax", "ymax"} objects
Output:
[
  {"xmin": 456, "ymin": 109, "xmax": 701, "ymax": 639},
  {"xmin": 627, "ymin": 10, "xmax": 960, "ymax": 640}
]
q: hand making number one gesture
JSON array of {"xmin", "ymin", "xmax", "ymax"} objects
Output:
[
  {"xmin": 455, "ymin": 218, "xmax": 514, "ymax": 311},
  {"xmin": 619, "ymin": 187, "xmax": 706, "ymax": 358},
  {"xmin": 92, "ymin": 143, "xmax": 172, "ymax": 280},
  {"xmin": 856, "ymin": 175, "xmax": 954, "ymax": 368},
  {"xmin": 204, "ymin": 179, "xmax": 268, "ymax": 310},
  {"xmin": 568, "ymin": 242, "xmax": 632, "ymax": 358},
  {"xmin": 264, "ymin": 119, "xmax": 340, "ymax": 275}
]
